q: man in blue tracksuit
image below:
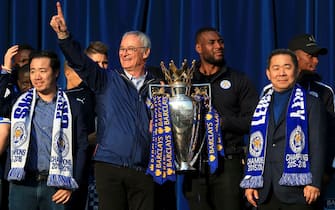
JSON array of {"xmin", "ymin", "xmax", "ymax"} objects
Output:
[{"xmin": 50, "ymin": 2, "xmax": 162, "ymax": 210}]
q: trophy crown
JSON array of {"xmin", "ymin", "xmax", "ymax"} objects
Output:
[{"xmin": 160, "ymin": 59, "xmax": 196, "ymax": 86}]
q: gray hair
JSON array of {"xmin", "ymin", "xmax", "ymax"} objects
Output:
[{"xmin": 122, "ymin": 31, "xmax": 151, "ymax": 49}]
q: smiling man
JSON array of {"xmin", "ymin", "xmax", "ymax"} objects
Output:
[
  {"xmin": 50, "ymin": 2, "xmax": 161, "ymax": 210},
  {"xmin": 184, "ymin": 27, "xmax": 259, "ymax": 210},
  {"xmin": 7, "ymin": 51, "xmax": 88, "ymax": 210},
  {"xmin": 241, "ymin": 49, "xmax": 326, "ymax": 210}
]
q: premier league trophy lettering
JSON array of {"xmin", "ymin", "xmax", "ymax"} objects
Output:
[{"xmin": 147, "ymin": 60, "xmax": 211, "ymax": 180}]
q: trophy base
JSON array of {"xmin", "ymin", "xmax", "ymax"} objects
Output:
[{"xmin": 176, "ymin": 161, "xmax": 196, "ymax": 173}]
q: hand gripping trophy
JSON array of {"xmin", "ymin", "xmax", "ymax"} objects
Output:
[{"xmin": 146, "ymin": 60, "xmax": 222, "ymax": 185}]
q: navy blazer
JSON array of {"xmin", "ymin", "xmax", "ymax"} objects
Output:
[{"xmin": 258, "ymin": 93, "xmax": 327, "ymax": 204}]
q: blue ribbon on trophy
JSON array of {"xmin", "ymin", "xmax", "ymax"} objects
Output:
[
  {"xmin": 147, "ymin": 95, "xmax": 176, "ymax": 184},
  {"xmin": 205, "ymin": 106, "xmax": 224, "ymax": 174},
  {"xmin": 147, "ymin": 59, "xmax": 223, "ymax": 184}
]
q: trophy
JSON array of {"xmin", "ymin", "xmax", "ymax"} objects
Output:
[{"xmin": 148, "ymin": 59, "xmax": 211, "ymax": 173}]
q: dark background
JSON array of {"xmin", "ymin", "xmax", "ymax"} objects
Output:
[{"xmin": 1, "ymin": 0, "xmax": 334, "ymax": 92}]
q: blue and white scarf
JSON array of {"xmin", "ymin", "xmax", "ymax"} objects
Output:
[
  {"xmin": 240, "ymin": 85, "xmax": 311, "ymax": 188},
  {"xmin": 8, "ymin": 88, "xmax": 78, "ymax": 190}
]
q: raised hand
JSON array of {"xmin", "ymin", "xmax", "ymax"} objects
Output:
[
  {"xmin": 2, "ymin": 45, "xmax": 19, "ymax": 72},
  {"xmin": 50, "ymin": 1, "xmax": 69, "ymax": 39}
]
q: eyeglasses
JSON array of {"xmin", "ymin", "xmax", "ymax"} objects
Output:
[{"xmin": 119, "ymin": 46, "xmax": 146, "ymax": 53}]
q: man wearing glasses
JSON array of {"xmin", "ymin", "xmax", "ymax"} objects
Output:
[{"xmin": 50, "ymin": 2, "xmax": 162, "ymax": 210}]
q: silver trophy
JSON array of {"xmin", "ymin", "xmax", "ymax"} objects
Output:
[{"xmin": 149, "ymin": 60, "xmax": 211, "ymax": 171}]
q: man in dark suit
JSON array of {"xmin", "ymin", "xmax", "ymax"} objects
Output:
[{"xmin": 241, "ymin": 49, "xmax": 327, "ymax": 210}]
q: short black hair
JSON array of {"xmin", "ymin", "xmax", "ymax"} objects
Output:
[
  {"xmin": 29, "ymin": 50, "xmax": 60, "ymax": 72},
  {"xmin": 195, "ymin": 27, "xmax": 220, "ymax": 43},
  {"xmin": 266, "ymin": 49, "xmax": 298, "ymax": 71},
  {"xmin": 18, "ymin": 44, "xmax": 34, "ymax": 52}
]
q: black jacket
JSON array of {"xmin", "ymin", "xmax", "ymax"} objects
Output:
[
  {"xmin": 192, "ymin": 62, "xmax": 259, "ymax": 155},
  {"xmin": 297, "ymin": 70, "xmax": 335, "ymax": 115},
  {"xmin": 298, "ymin": 70, "xmax": 335, "ymax": 172},
  {"xmin": 65, "ymin": 82, "xmax": 96, "ymax": 134},
  {"xmin": 0, "ymin": 72, "xmax": 18, "ymax": 118}
]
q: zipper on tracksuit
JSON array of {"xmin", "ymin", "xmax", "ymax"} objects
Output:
[
  {"xmin": 134, "ymin": 78, "xmax": 155, "ymax": 165},
  {"xmin": 120, "ymin": 73, "xmax": 155, "ymax": 167}
]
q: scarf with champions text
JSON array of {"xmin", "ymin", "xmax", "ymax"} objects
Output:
[
  {"xmin": 8, "ymin": 88, "xmax": 78, "ymax": 190},
  {"xmin": 240, "ymin": 85, "xmax": 311, "ymax": 188}
]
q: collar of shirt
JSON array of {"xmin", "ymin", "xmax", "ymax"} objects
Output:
[
  {"xmin": 35, "ymin": 90, "xmax": 58, "ymax": 104},
  {"xmin": 124, "ymin": 70, "xmax": 147, "ymax": 91}
]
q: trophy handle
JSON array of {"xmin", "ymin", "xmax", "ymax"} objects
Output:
[
  {"xmin": 190, "ymin": 135, "xmax": 206, "ymax": 166},
  {"xmin": 187, "ymin": 101, "xmax": 201, "ymax": 161}
]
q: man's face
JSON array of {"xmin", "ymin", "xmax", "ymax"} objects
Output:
[
  {"xmin": 88, "ymin": 53, "xmax": 108, "ymax": 69},
  {"xmin": 266, "ymin": 54, "xmax": 298, "ymax": 92},
  {"xmin": 295, "ymin": 49, "xmax": 319, "ymax": 71},
  {"xmin": 14, "ymin": 49, "xmax": 31, "ymax": 67},
  {"xmin": 30, "ymin": 57, "xmax": 58, "ymax": 95},
  {"xmin": 119, "ymin": 34, "xmax": 150, "ymax": 73},
  {"xmin": 196, "ymin": 31, "xmax": 224, "ymax": 65},
  {"xmin": 17, "ymin": 71, "xmax": 32, "ymax": 92}
]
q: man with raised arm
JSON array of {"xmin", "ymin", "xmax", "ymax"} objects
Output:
[{"xmin": 50, "ymin": 2, "xmax": 163, "ymax": 210}]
